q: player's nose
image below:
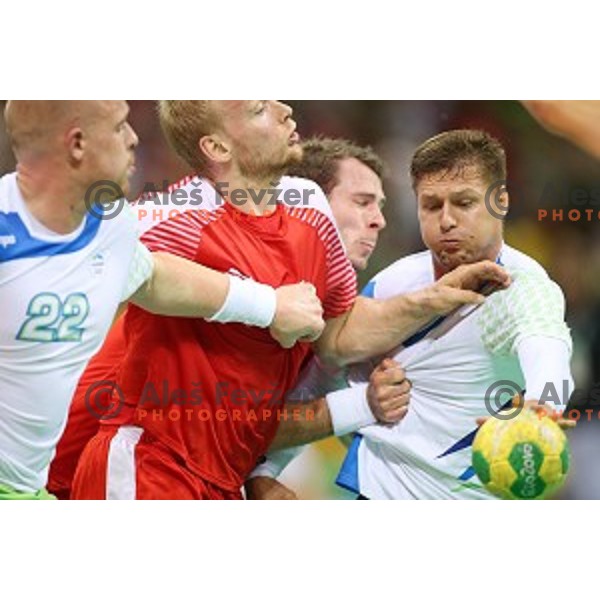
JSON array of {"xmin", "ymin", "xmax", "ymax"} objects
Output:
[
  {"xmin": 127, "ymin": 123, "xmax": 139, "ymax": 150},
  {"xmin": 370, "ymin": 205, "xmax": 386, "ymax": 230},
  {"xmin": 276, "ymin": 101, "xmax": 293, "ymax": 122},
  {"xmin": 439, "ymin": 204, "xmax": 457, "ymax": 231}
]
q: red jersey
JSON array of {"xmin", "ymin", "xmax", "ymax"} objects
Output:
[{"xmin": 58, "ymin": 176, "xmax": 356, "ymax": 495}]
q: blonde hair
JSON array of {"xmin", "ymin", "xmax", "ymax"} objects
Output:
[{"xmin": 157, "ymin": 101, "xmax": 220, "ymax": 174}]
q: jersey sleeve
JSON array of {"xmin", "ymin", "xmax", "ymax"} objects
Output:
[
  {"xmin": 120, "ymin": 241, "xmax": 155, "ymax": 301},
  {"xmin": 322, "ymin": 236, "xmax": 357, "ymax": 319},
  {"xmin": 140, "ymin": 211, "xmax": 206, "ymax": 260},
  {"xmin": 299, "ymin": 180, "xmax": 357, "ymax": 319},
  {"xmin": 517, "ymin": 336, "xmax": 574, "ymax": 409},
  {"xmin": 478, "ymin": 269, "xmax": 573, "ymax": 356}
]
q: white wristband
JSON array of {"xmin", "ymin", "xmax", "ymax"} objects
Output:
[
  {"xmin": 208, "ymin": 274, "xmax": 277, "ymax": 328},
  {"xmin": 249, "ymin": 447, "xmax": 304, "ymax": 479},
  {"xmin": 325, "ymin": 382, "xmax": 376, "ymax": 437}
]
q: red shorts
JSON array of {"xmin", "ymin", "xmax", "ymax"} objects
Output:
[{"xmin": 71, "ymin": 426, "xmax": 242, "ymax": 500}]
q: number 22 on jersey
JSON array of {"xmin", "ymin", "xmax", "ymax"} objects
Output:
[{"xmin": 16, "ymin": 293, "xmax": 90, "ymax": 343}]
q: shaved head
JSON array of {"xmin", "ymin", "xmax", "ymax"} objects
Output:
[
  {"xmin": 4, "ymin": 100, "xmax": 137, "ymax": 202},
  {"xmin": 4, "ymin": 101, "xmax": 121, "ymax": 159}
]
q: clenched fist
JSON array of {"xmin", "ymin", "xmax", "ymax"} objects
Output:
[
  {"xmin": 270, "ymin": 282, "xmax": 325, "ymax": 349},
  {"xmin": 368, "ymin": 358, "xmax": 411, "ymax": 424}
]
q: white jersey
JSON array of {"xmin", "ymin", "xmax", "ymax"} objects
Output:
[
  {"xmin": 0, "ymin": 172, "xmax": 153, "ymax": 492},
  {"xmin": 337, "ymin": 245, "xmax": 574, "ymax": 499}
]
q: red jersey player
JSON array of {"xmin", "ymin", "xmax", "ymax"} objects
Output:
[{"xmin": 59, "ymin": 101, "xmax": 509, "ymax": 499}]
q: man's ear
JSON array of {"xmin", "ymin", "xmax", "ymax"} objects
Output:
[
  {"xmin": 66, "ymin": 127, "xmax": 85, "ymax": 163},
  {"xmin": 199, "ymin": 133, "xmax": 231, "ymax": 166},
  {"xmin": 498, "ymin": 190, "xmax": 510, "ymax": 214}
]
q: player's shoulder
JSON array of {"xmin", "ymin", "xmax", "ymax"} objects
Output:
[
  {"xmin": 483, "ymin": 245, "xmax": 567, "ymax": 332},
  {"xmin": 501, "ymin": 245, "xmax": 549, "ymax": 279},
  {"xmin": 500, "ymin": 244, "xmax": 564, "ymax": 296},
  {"xmin": 131, "ymin": 175, "xmax": 221, "ymax": 235},
  {"xmin": 367, "ymin": 250, "xmax": 433, "ymax": 298},
  {"xmin": 279, "ymin": 176, "xmax": 332, "ymax": 214}
]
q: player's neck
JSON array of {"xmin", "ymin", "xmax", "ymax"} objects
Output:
[
  {"xmin": 16, "ymin": 163, "xmax": 88, "ymax": 234},
  {"xmin": 213, "ymin": 170, "xmax": 282, "ymax": 217}
]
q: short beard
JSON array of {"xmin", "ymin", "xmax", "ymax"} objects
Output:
[
  {"xmin": 238, "ymin": 146, "xmax": 303, "ymax": 184},
  {"xmin": 437, "ymin": 249, "xmax": 472, "ymax": 271}
]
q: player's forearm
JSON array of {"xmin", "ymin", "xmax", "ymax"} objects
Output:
[
  {"xmin": 270, "ymin": 383, "xmax": 375, "ymax": 450},
  {"xmin": 249, "ymin": 446, "xmax": 304, "ymax": 479},
  {"xmin": 130, "ymin": 252, "xmax": 276, "ymax": 323},
  {"xmin": 269, "ymin": 398, "xmax": 333, "ymax": 451},
  {"xmin": 130, "ymin": 252, "xmax": 229, "ymax": 317},
  {"xmin": 320, "ymin": 292, "xmax": 435, "ymax": 366},
  {"xmin": 523, "ymin": 101, "xmax": 600, "ymax": 160}
]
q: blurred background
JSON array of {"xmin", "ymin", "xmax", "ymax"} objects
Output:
[{"xmin": 1, "ymin": 100, "xmax": 599, "ymax": 499}]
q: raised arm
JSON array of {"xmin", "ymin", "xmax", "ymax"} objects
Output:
[{"xmin": 315, "ymin": 260, "xmax": 511, "ymax": 367}]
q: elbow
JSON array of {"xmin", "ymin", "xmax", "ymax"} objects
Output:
[
  {"xmin": 319, "ymin": 332, "xmax": 371, "ymax": 369},
  {"xmin": 319, "ymin": 297, "xmax": 385, "ymax": 367}
]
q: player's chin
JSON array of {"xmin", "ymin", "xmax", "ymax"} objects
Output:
[
  {"xmin": 119, "ymin": 178, "xmax": 131, "ymax": 198},
  {"xmin": 350, "ymin": 250, "xmax": 371, "ymax": 271},
  {"xmin": 285, "ymin": 143, "xmax": 304, "ymax": 165},
  {"xmin": 439, "ymin": 250, "xmax": 471, "ymax": 271}
]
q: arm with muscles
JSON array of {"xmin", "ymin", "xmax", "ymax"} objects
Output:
[
  {"xmin": 314, "ymin": 260, "xmax": 511, "ymax": 367},
  {"xmin": 522, "ymin": 100, "xmax": 600, "ymax": 160},
  {"xmin": 124, "ymin": 245, "xmax": 325, "ymax": 347},
  {"xmin": 245, "ymin": 359, "xmax": 410, "ymax": 499}
]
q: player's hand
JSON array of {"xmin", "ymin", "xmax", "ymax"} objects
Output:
[
  {"xmin": 245, "ymin": 476, "xmax": 298, "ymax": 500},
  {"xmin": 367, "ymin": 358, "xmax": 411, "ymax": 424},
  {"xmin": 270, "ymin": 282, "xmax": 325, "ymax": 349},
  {"xmin": 476, "ymin": 395, "xmax": 577, "ymax": 430},
  {"xmin": 423, "ymin": 260, "xmax": 511, "ymax": 315}
]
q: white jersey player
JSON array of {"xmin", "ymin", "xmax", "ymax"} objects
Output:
[
  {"xmin": 0, "ymin": 172, "xmax": 154, "ymax": 493},
  {"xmin": 336, "ymin": 244, "xmax": 573, "ymax": 499}
]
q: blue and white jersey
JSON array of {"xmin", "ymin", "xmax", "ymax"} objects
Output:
[
  {"xmin": 0, "ymin": 172, "xmax": 153, "ymax": 492},
  {"xmin": 337, "ymin": 245, "xmax": 573, "ymax": 499}
]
